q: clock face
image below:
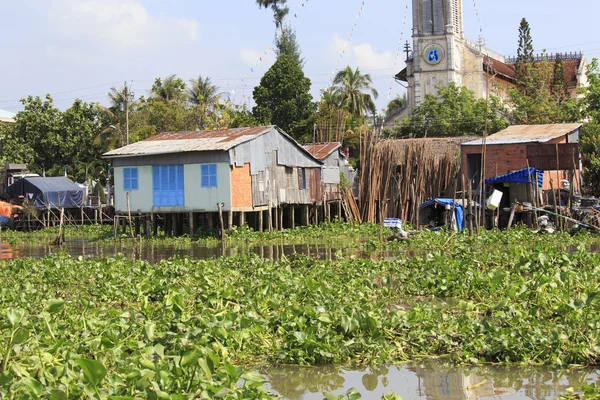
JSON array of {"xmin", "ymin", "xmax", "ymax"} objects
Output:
[{"xmin": 423, "ymin": 44, "xmax": 444, "ymax": 65}]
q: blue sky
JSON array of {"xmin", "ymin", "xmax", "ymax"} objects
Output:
[{"xmin": 0, "ymin": 0, "xmax": 598, "ymax": 115}]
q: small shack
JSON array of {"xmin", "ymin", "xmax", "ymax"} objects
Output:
[
  {"xmin": 5, "ymin": 176, "xmax": 84, "ymax": 210},
  {"xmin": 461, "ymin": 124, "xmax": 582, "ymax": 191},
  {"xmin": 418, "ymin": 198, "xmax": 465, "ymax": 231},
  {"xmin": 104, "ymin": 126, "xmax": 324, "ymax": 235}
]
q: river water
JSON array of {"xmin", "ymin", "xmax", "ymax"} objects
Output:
[
  {"xmin": 1, "ymin": 238, "xmax": 598, "ymax": 398},
  {"xmin": 265, "ymin": 362, "xmax": 599, "ymax": 399}
]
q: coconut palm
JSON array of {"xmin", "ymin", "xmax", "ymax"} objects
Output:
[
  {"xmin": 385, "ymin": 94, "xmax": 408, "ymax": 117},
  {"xmin": 188, "ymin": 75, "xmax": 229, "ymax": 128},
  {"xmin": 151, "ymin": 74, "xmax": 186, "ymax": 104},
  {"xmin": 332, "ymin": 66, "xmax": 379, "ymax": 118}
]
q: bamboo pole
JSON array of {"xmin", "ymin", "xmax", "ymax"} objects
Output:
[{"xmin": 217, "ymin": 202, "xmax": 226, "ymax": 241}]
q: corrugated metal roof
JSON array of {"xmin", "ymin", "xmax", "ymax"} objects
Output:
[
  {"xmin": 103, "ymin": 126, "xmax": 275, "ymax": 158},
  {"xmin": 302, "ymin": 143, "xmax": 341, "ymax": 160},
  {"xmin": 463, "ymin": 123, "xmax": 582, "ymax": 146}
]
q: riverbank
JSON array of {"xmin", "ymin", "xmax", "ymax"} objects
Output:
[{"xmin": 1, "ymin": 231, "xmax": 600, "ymax": 397}]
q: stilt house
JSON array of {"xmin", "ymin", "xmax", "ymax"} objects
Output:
[{"xmin": 103, "ymin": 126, "xmax": 323, "ymax": 233}]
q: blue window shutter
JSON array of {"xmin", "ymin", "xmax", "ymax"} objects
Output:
[
  {"xmin": 201, "ymin": 165, "xmax": 209, "ymax": 187},
  {"xmin": 152, "ymin": 165, "xmax": 184, "ymax": 207},
  {"xmin": 210, "ymin": 164, "xmax": 217, "ymax": 187},
  {"xmin": 131, "ymin": 168, "xmax": 138, "ymax": 190},
  {"xmin": 123, "ymin": 168, "xmax": 130, "ymax": 191},
  {"xmin": 201, "ymin": 164, "xmax": 217, "ymax": 188}
]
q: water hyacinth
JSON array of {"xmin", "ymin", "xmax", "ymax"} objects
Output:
[{"xmin": 0, "ymin": 228, "xmax": 600, "ymax": 396}]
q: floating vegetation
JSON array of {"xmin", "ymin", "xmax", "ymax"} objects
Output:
[{"xmin": 1, "ymin": 227, "xmax": 600, "ymax": 396}]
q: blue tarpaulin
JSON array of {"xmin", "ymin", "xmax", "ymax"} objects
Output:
[
  {"xmin": 419, "ymin": 198, "xmax": 465, "ymax": 232},
  {"xmin": 485, "ymin": 168, "xmax": 544, "ymax": 187},
  {"xmin": 5, "ymin": 177, "xmax": 84, "ymax": 210}
]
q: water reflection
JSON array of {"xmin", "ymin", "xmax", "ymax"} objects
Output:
[
  {"xmin": 0, "ymin": 239, "xmax": 406, "ymax": 262},
  {"xmin": 265, "ymin": 362, "xmax": 599, "ymax": 399}
]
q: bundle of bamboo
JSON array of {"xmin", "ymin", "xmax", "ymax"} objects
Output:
[{"xmin": 358, "ymin": 132, "xmax": 462, "ymax": 226}]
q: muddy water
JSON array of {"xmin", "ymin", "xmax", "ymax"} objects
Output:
[
  {"xmin": 0, "ymin": 238, "xmax": 405, "ymax": 262},
  {"xmin": 265, "ymin": 362, "xmax": 599, "ymax": 399}
]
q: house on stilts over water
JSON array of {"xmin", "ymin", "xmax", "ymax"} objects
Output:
[{"xmin": 103, "ymin": 126, "xmax": 342, "ymax": 236}]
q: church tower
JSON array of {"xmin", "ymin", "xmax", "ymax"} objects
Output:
[{"xmin": 408, "ymin": 0, "xmax": 466, "ymax": 107}]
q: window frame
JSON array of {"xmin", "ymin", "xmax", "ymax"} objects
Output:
[
  {"xmin": 200, "ymin": 164, "xmax": 218, "ymax": 188},
  {"xmin": 123, "ymin": 167, "xmax": 139, "ymax": 191},
  {"xmin": 152, "ymin": 165, "xmax": 185, "ymax": 207}
]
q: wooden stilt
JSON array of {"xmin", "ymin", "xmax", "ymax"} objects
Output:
[
  {"xmin": 189, "ymin": 212, "xmax": 195, "ymax": 236},
  {"xmin": 217, "ymin": 203, "xmax": 226, "ymax": 241},
  {"xmin": 268, "ymin": 201, "xmax": 273, "ymax": 232},
  {"xmin": 240, "ymin": 211, "xmax": 245, "ymax": 227},
  {"xmin": 228, "ymin": 210, "xmax": 233, "ymax": 229},
  {"xmin": 259, "ymin": 210, "xmax": 264, "ymax": 232},
  {"xmin": 145, "ymin": 215, "xmax": 151, "ymax": 239},
  {"xmin": 279, "ymin": 206, "xmax": 283, "ymax": 230},
  {"xmin": 289, "ymin": 206, "xmax": 295, "ymax": 229}
]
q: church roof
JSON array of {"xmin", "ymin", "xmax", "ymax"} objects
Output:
[{"xmin": 485, "ymin": 55, "xmax": 583, "ymax": 89}]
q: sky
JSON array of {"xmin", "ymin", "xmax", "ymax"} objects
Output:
[{"xmin": 0, "ymin": 0, "xmax": 599, "ymax": 115}]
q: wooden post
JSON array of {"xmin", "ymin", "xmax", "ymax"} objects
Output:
[
  {"xmin": 507, "ymin": 204, "xmax": 517, "ymax": 229},
  {"xmin": 135, "ymin": 214, "xmax": 141, "ymax": 236},
  {"xmin": 556, "ymin": 143, "xmax": 563, "ymax": 231},
  {"xmin": 152, "ymin": 214, "xmax": 158, "ymax": 236},
  {"xmin": 289, "ymin": 206, "xmax": 295, "ymax": 229},
  {"xmin": 279, "ymin": 206, "xmax": 283, "ymax": 230},
  {"xmin": 259, "ymin": 210, "xmax": 264, "ymax": 232},
  {"xmin": 337, "ymin": 200, "xmax": 342, "ymax": 221},
  {"xmin": 217, "ymin": 203, "xmax": 226, "ymax": 241},
  {"xmin": 467, "ymin": 180, "xmax": 474, "ymax": 236},
  {"xmin": 113, "ymin": 215, "xmax": 118, "ymax": 238},
  {"xmin": 326, "ymin": 202, "xmax": 331, "ymax": 223},
  {"xmin": 145, "ymin": 216, "xmax": 151, "ymax": 239},
  {"xmin": 304, "ymin": 205, "xmax": 309, "ymax": 226},
  {"xmin": 207, "ymin": 212, "xmax": 214, "ymax": 230},
  {"xmin": 126, "ymin": 192, "xmax": 134, "ymax": 238},
  {"xmin": 268, "ymin": 201, "xmax": 273, "ymax": 232},
  {"xmin": 551, "ymin": 179, "xmax": 559, "ymax": 230},
  {"xmin": 189, "ymin": 212, "xmax": 195, "ymax": 236},
  {"xmin": 240, "ymin": 211, "xmax": 245, "ymax": 227},
  {"xmin": 228, "ymin": 209, "xmax": 233, "ymax": 229}
]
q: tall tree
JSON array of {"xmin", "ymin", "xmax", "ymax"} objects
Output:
[
  {"xmin": 255, "ymin": 0, "xmax": 289, "ymax": 29},
  {"xmin": 395, "ymin": 83, "xmax": 507, "ymax": 138},
  {"xmin": 579, "ymin": 59, "xmax": 600, "ymax": 195},
  {"xmin": 253, "ymin": 54, "xmax": 316, "ymax": 139},
  {"xmin": 515, "ymin": 17, "xmax": 534, "ymax": 95},
  {"xmin": 274, "ymin": 23, "xmax": 303, "ymax": 65},
  {"xmin": 551, "ymin": 54, "xmax": 570, "ymax": 105},
  {"xmin": 187, "ymin": 75, "xmax": 223, "ymax": 127},
  {"xmin": 151, "ymin": 75, "xmax": 186, "ymax": 104},
  {"xmin": 385, "ymin": 94, "xmax": 408, "ymax": 117},
  {"xmin": 332, "ymin": 66, "xmax": 379, "ymax": 118}
]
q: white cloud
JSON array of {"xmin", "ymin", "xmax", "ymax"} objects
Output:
[
  {"xmin": 240, "ymin": 48, "xmax": 276, "ymax": 68},
  {"xmin": 328, "ymin": 33, "xmax": 399, "ymax": 71},
  {"xmin": 49, "ymin": 0, "xmax": 200, "ymax": 50}
]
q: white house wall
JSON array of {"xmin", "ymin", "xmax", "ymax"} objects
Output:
[{"xmin": 113, "ymin": 163, "xmax": 231, "ymax": 213}]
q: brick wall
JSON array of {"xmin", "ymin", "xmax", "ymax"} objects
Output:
[
  {"xmin": 231, "ymin": 164, "xmax": 253, "ymax": 208},
  {"xmin": 461, "ymin": 137, "xmax": 579, "ymax": 190}
]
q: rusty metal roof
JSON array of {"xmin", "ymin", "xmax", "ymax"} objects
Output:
[
  {"xmin": 463, "ymin": 124, "xmax": 583, "ymax": 146},
  {"xmin": 104, "ymin": 126, "xmax": 275, "ymax": 158},
  {"xmin": 302, "ymin": 143, "xmax": 341, "ymax": 160}
]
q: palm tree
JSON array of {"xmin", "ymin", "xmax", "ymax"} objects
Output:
[
  {"xmin": 151, "ymin": 74, "xmax": 186, "ymax": 103},
  {"xmin": 188, "ymin": 75, "xmax": 226, "ymax": 127},
  {"xmin": 320, "ymin": 88, "xmax": 341, "ymax": 109},
  {"xmin": 385, "ymin": 94, "xmax": 408, "ymax": 117},
  {"xmin": 332, "ymin": 66, "xmax": 379, "ymax": 118}
]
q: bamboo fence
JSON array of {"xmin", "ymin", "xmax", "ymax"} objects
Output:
[{"xmin": 358, "ymin": 132, "xmax": 462, "ymax": 225}]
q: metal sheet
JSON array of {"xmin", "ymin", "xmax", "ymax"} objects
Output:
[
  {"xmin": 526, "ymin": 144, "xmax": 580, "ymax": 171},
  {"xmin": 463, "ymin": 124, "xmax": 582, "ymax": 146}
]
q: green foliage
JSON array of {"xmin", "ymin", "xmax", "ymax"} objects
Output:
[
  {"xmin": 579, "ymin": 59, "xmax": 600, "ymax": 195},
  {"xmin": 256, "ymin": 0, "xmax": 289, "ymax": 29},
  {"xmin": 560, "ymin": 383, "xmax": 600, "ymax": 399},
  {"xmin": 0, "ymin": 96, "xmax": 110, "ymax": 183},
  {"xmin": 393, "ymin": 83, "xmax": 507, "ymax": 138},
  {"xmin": 253, "ymin": 54, "xmax": 316, "ymax": 139},
  {"xmin": 151, "ymin": 74, "xmax": 187, "ymax": 104},
  {"xmin": 275, "ymin": 23, "xmax": 303, "ymax": 65},
  {"xmin": 331, "ymin": 66, "xmax": 379, "ymax": 118},
  {"xmin": 385, "ymin": 94, "xmax": 407, "ymax": 117},
  {"xmin": 509, "ymin": 20, "xmax": 581, "ymax": 125}
]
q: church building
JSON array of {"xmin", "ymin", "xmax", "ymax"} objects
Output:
[{"xmin": 386, "ymin": 0, "xmax": 588, "ymax": 126}]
